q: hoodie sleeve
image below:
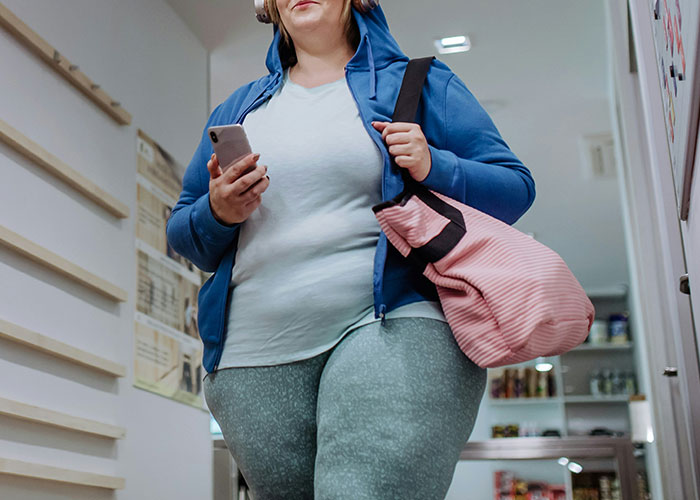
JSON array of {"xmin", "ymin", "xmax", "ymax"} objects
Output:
[
  {"xmin": 419, "ymin": 73, "xmax": 536, "ymax": 226},
  {"xmin": 166, "ymin": 106, "xmax": 241, "ymax": 273}
]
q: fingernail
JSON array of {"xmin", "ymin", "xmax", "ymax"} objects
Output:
[{"xmin": 253, "ymin": 153, "xmax": 261, "ymax": 160}]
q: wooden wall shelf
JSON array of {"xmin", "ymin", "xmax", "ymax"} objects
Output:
[
  {"xmin": 0, "ymin": 457, "xmax": 125, "ymax": 490},
  {"xmin": 0, "ymin": 119, "xmax": 130, "ymax": 219},
  {"xmin": 0, "ymin": 396, "xmax": 125, "ymax": 439},
  {"xmin": 0, "ymin": 3, "xmax": 131, "ymax": 125},
  {"xmin": 0, "ymin": 319, "xmax": 125, "ymax": 377},
  {"xmin": 0, "ymin": 225, "xmax": 128, "ymax": 303}
]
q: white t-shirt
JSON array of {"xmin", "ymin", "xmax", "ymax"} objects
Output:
[{"xmin": 218, "ymin": 68, "xmax": 446, "ymax": 368}]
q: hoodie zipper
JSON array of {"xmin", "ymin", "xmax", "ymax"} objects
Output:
[{"xmin": 344, "ymin": 64, "xmax": 388, "ymax": 326}]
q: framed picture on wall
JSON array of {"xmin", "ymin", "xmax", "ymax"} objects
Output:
[{"xmin": 648, "ymin": 0, "xmax": 700, "ymax": 220}]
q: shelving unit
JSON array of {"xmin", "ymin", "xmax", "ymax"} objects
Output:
[
  {"xmin": 564, "ymin": 395, "xmax": 630, "ymax": 404},
  {"xmin": 489, "ymin": 397, "xmax": 563, "ymax": 406},
  {"xmin": 569, "ymin": 342, "xmax": 633, "ymax": 352},
  {"xmin": 562, "ymin": 290, "xmax": 636, "ymax": 437},
  {"xmin": 475, "ymin": 286, "xmax": 649, "ymax": 499}
]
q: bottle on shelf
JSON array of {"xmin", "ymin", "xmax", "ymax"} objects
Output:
[
  {"xmin": 599, "ymin": 475, "xmax": 613, "ymax": 500},
  {"xmin": 602, "ymin": 369, "xmax": 613, "ymax": 395},
  {"xmin": 611, "ymin": 369, "xmax": 625, "ymax": 395},
  {"xmin": 505, "ymin": 368, "xmax": 515, "ymax": 398},
  {"xmin": 590, "ymin": 370, "xmax": 601, "ymax": 396},
  {"xmin": 547, "ymin": 370, "xmax": 556, "ymax": 397},
  {"xmin": 514, "ymin": 368, "xmax": 524, "ymax": 398},
  {"xmin": 490, "ymin": 369, "xmax": 504, "ymax": 399},
  {"xmin": 608, "ymin": 312, "xmax": 630, "ymax": 344},
  {"xmin": 519, "ymin": 421, "xmax": 540, "ymax": 437},
  {"xmin": 524, "ymin": 367, "xmax": 536, "ymax": 398},
  {"xmin": 589, "ymin": 319, "xmax": 609, "ymax": 345},
  {"xmin": 537, "ymin": 370, "xmax": 548, "ymax": 398},
  {"xmin": 625, "ymin": 372, "xmax": 637, "ymax": 395}
]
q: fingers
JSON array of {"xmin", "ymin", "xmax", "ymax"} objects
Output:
[
  {"xmin": 394, "ymin": 155, "xmax": 416, "ymax": 167},
  {"xmin": 238, "ymin": 174, "xmax": 270, "ymax": 204},
  {"xmin": 207, "ymin": 154, "xmax": 222, "ymax": 179},
  {"xmin": 222, "ymin": 153, "xmax": 261, "ymax": 184},
  {"xmin": 384, "ymin": 132, "xmax": 412, "ymax": 146},
  {"xmin": 387, "ymin": 143, "xmax": 413, "ymax": 156},
  {"xmin": 232, "ymin": 164, "xmax": 268, "ymax": 195},
  {"xmin": 371, "ymin": 121, "xmax": 389, "ymax": 132},
  {"xmin": 371, "ymin": 121, "xmax": 417, "ymax": 141},
  {"xmin": 243, "ymin": 195, "xmax": 263, "ymax": 211}
]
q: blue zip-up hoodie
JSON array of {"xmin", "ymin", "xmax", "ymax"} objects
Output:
[{"xmin": 166, "ymin": 5, "xmax": 536, "ymax": 373}]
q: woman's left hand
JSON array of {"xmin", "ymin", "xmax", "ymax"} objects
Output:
[{"xmin": 372, "ymin": 121, "xmax": 432, "ymax": 182}]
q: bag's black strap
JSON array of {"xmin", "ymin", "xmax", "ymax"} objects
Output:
[
  {"xmin": 390, "ymin": 56, "xmax": 434, "ymax": 189},
  {"xmin": 392, "ymin": 57, "xmax": 435, "ymax": 123},
  {"xmin": 383, "ymin": 56, "xmax": 467, "ymax": 265}
]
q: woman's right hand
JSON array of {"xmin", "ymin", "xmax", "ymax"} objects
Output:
[{"xmin": 207, "ymin": 152, "xmax": 270, "ymax": 226}]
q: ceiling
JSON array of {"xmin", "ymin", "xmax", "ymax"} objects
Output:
[
  {"xmin": 164, "ymin": 0, "xmax": 252, "ymax": 51},
  {"xmin": 165, "ymin": 0, "xmax": 629, "ymax": 292},
  {"xmin": 165, "ymin": 0, "xmax": 610, "ymax": 97}
]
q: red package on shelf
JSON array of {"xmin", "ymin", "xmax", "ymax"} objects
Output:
[{"xmin": 494, "ymin": 470, "xmax": 516, "ymax": 500}]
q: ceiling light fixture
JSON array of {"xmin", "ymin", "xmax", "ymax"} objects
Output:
[
  {"xmin": 567, "ymin": 462, "xmax": 583, "ymax": 474},
  {"xmin": 535, "ymin": 357, "xmax": 553, "ymax": 372},
  {"xmin": 435, "ymin": 35, "xmax": 471, "ymax": 54}
]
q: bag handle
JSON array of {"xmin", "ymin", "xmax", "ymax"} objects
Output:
[
  {"xmin": 381, "ymin": 57, "xmax": 467, "ymax": 265},
  {"xmin": 392, "ymin": 57, "xmax": 435, "ymax": 123},
  {"xmin": 391, "ymin": 57, "xmax": 434, "ymax": 188}
]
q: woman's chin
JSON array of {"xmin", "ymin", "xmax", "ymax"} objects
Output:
[{"xmin": 287, "ymin": 17, "xmax": 326, "ymax": 33}]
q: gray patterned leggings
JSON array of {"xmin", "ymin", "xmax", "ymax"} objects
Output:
[{"xmin": 203, "ymin": 317, "xmax": 486, "ymax": 500}]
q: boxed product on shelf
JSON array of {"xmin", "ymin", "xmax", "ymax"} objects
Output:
[
  {"xmin": 491, "ymin": 422, "xmax": 543, "ymax": 438},
  {"xmin": 494, "ymin": 471, "xmax": 566, "ymax": 500},
  {"xmin": 572, "ymin": 471, "xmax": 621, "ymax": 500}
]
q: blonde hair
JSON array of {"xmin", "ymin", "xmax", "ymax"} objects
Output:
[{"xmin": 265, "ymin": 0, "xmax": 359, "ymax": 65}]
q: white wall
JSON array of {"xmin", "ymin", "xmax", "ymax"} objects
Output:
[{"xmin": 0, "ymin": 0, "xmax": 211, "ymax": 498}]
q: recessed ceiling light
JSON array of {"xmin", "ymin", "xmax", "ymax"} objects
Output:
[
  {"xmin": 435, "ymin": 35, "xmax": 471, "ymax": 54},
  {"xmin": 567, "ymin": 462, "xmax": 583, "ymax": 474},
  {"xmin": 535, "ymin": 356, "xmax": 553, "ymax": 372}
]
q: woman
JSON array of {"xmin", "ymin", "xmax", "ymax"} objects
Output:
[{"xmin": 167, "ymin": 0, "xmax": 535, "ymax": 498}]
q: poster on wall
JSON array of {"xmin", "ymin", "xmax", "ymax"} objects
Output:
[
  {"xmin": 134, "ymin": 129, "xmax": 207, "ymax": 409},
  {"xmin": 648, "ymin": 0, "xmax": 700, "ymax": 220}
]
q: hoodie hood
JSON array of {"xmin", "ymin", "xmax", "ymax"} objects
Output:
[{"xmin": 264, "ymin": 4, "xmax": 408, "ymax": 99}]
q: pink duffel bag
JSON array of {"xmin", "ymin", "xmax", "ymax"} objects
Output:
[
  {"xmin": 373, "ymin": 186, "xmax": 595, "ymax": 368},
  {"xmin": 372, "ymin": 57, "xmax": 595, "ymax": 368}
]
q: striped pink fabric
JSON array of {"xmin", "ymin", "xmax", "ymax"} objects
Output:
[{"xmin": 375, "ymin": 191, "xmax": 595, "ymax": 368}]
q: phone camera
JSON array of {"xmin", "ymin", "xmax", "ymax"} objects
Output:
[{"xmin": 210, "ymin": 131, "xmax": 218, "ymax": 143}]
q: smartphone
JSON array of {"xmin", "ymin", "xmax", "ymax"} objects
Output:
[{"xmin": 208, "ymin": 124, "xmax": 255, "ymax": 176}]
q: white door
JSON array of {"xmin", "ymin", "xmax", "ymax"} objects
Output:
[
  {"xmin": 611, "ymin": 1, "xmax": 700, "ymax": 498},
  {"xmin": 681, "ymin": 134, "xmax": 700, "ymax": 365}
]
